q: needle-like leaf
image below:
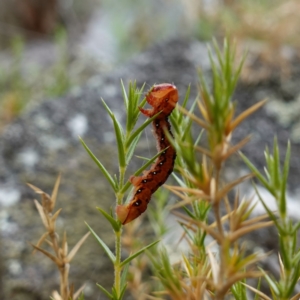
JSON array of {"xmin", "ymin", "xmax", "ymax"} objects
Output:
[
  {"xmin": 50, "ymin": 174, "xmax": 61, "ymax": 211},
  {"xmin": 86, "ymin": 222, "xmax": 116, "ymax": 264},
  {"xmin": 230, "ymin": 99, "xmax": 267, "ymax": 132},
  {"xmin": 66, "ymin": 232, "xmax": 90, "ymax": 263},
  {"xmin": 120, "ymin": 240, "xmax": 160, "ymax": 267},
  {"xmin": 79, "ymin": 137, "xmax": 116, "ymax": 192},
  {"xmin": 34, "ymin": 199, "xmax": 48, "ymax": 228},
  {"xmin": 97, "ymin": 207, "xmax": 121, "ymax": 232},
  {"xmin": 27, "ymin": 183, "xmax": 45, "ymax": 195},
  {"xmin": 96, "ymin": 284, "xmax": 113, "ymax": 299},
  {"xmin": 31, "ymin": 243, "xmax": 61, "ymax": 265}
]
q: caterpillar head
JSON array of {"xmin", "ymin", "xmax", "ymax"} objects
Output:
[{"xmin": 143, "ymin": 83, "xmax": 178, "ymax": 117}]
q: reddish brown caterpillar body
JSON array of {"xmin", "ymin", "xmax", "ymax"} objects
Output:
[{"xmin": 116, "ymin": 83, "xmax": 178, "ymax": 225}]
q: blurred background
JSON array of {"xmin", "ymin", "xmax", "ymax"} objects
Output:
[
  {"xmin": 1, "ymin": 1, "xmax": 300, "ymax": 299},
  {"xmin": 0, "ymin": 0, "xmax": 299, "ymax": 129}
]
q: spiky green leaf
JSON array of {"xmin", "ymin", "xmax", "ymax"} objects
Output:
[
  {"xmin": 96, "ymin": 283, "xmax": 113, "ymax": 299},
  {"xmin": 125, "ymin": 111, "xmax": 161, "ymax": 148},
  {"xmin": 86, "ymin": 222, "xmax": 116, "ymax": 264},
  {"xmin": 79, "ymin": 137, "xmax": 116, "ymax": 192},
  {"xmin": 120, "ymin": 240, "xmax": 160, "ymax": 268},
  {"xmin": 97, "ymin": 207, "xmax": 121, "ymax": 232}
]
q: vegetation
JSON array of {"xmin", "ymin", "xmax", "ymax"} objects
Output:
[
  {"xmin": 0, "ymin": 28, "xmax": 73, "ymax": 128},
  {"xmin": 0, "ymin": 0, "xmax": 299, "ymax": 128},
  {"xmin": 29, "ymin": 39, "xmax": 300, "ymax": 300}
]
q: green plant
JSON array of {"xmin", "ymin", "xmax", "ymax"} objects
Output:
[
  {"xmin": 241, "ymin": 140, "xmax": 300, "ymax": 300},
  {"xmin": 0, "ymin": 27, "xmax": 78, "ymax": 128},
  {"xmin": 45, "ymin": 27, "xmax": 72, "ymax": 97},
  {"xmin": 80, "ymin": 81, "xmax": 161, "ymax": 299},
  {"xmin": 30, "ymin": 38, "xmax": 300, "ymax": 300},
  {"xmin": 0, "ymin": 36, "xmax": 30, "ymax": 124},
  {"xmin": 142, "ymin": 39, "xmax": 272, "ymax": 300}
]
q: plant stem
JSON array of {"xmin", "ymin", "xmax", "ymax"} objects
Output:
[
  {"xmin": 114, "ymin": 230, "xmax": 122, "ymax": 297},
  {"xmin": 118, "ymin": 166, "xmax": 126, "ymax": 205},
  {"xmin": 213, "ymin": 169, "xmax": 226, "ymax": 299},
  {"xmin": 49, "ymin": 230, "xmax": 70, "ymax": 299},
  {"xmin": 59, "ymin": 264, "xmax": 70, "ymax": 299},
  {"xmin": 114, "ymin": 166, "xmax": 126, "ymax": 296},
  {"xmin": 214, "ymin": 170, "xmax": 223, "ymax": 238}
]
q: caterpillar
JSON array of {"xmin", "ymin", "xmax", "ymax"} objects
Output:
[{"xmin": 116, "ymin": 83, "xmax": 179, "ymax": 225}]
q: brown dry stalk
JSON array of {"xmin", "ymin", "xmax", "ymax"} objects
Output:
[{"xmin": 28, "ymin": 175, "xmax": 89, "ymax": 300}]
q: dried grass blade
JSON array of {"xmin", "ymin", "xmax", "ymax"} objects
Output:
[
  {"xmin": 164, "ymin": 185, "xmax": 207, "ymax": 197},
  {"xmin": 163, "ymin": 186, "xmax": 189, "ymax": 201},
  {"xmin": 177, "ymin": 214, "xmax": 221, "ymax": 242},
  {"xmin": 230, "ymin": 99, "xmax": 267, "ymax": 131},
  {"xmin": 66, "ymin": 232, "xmax": 90, "ymax": 263},
  {"xmin": 27, "ymin": 183, "xmax": 45, "ymax": 194},
  {"xmin": 206, "ymin": 247, "xmax": 219, "ymax": 285},
  {"xmin": 31, "ymin": 243, "xmax": 61, "ymax": 265},
  {"xmin": 241, "ymin": 214, "xmax": 270, "ymax": 226},
  {"xmin": 62, "ymin": 232, "xmax": 68, "ymax": 256},
  {"xmin": 240, "ymin": 282, "xmax": 272, "ymax": 300},
  {"xmin": 194, "ymin": 145, "xmax": 212, "ymax": 157},
  {"xmin": 278, "ymin": 253, "xmax": 285, "ymax": 278},
  {"xmin": 168, "ymin": 196, "xmax": 199, "ymax": 209},
  {"xmin": 32, "ymin": 232, "xmax": 49, "ymax": 254},
  {"xmin": 73, "ymin": 284, "xmax": 86, "ymax": 300},
  {"xmin": 291, "ymin": 292, "xmax": 300, "ymax": 300},
  {"xmin": 222, "ymin": 135, "xmax": 251, "ymax": 160},
  {"xmin": 220, "ymin": 271, "xmax": 262, "ymax": 296},
  {"xmin": 34, "ymin": 199, "xmax": 48, "ymax": 228},
  {"xmin": 217, "ymin": 173, "xmax": 253, "ymax": 200},
  {"xmin": 176, "ymin": 105, "xmax": 208, "ymax": 129},
  {"xmin": 51, "ymin": 208, "xmax": 62, "ymax": 223},
  {"xmin": 51, "ymin": 290, "xmax": 63, "ymax": 300},
  {"xmin": 229, "ymin": 221, "xmax": 273, "ymax": 242},
  {"xmin": 51, "ymin": 173, "xmax": 61, "ymax": 210}
]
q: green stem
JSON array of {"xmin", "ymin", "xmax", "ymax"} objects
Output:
[
  {"xmin": 114, "ymin": 166, "xmax": 126, "ymax": 297},
  {"xmin": 118, "ymin": 167, "xmax": 126, "ymax": 204},
  {"xmin": 114, "ymin": 230, "xmax": 122, "ymax": 297}
]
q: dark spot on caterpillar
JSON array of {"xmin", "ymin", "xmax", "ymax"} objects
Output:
[
  {"xmin": 143, "ymin": 178, "xmax": 153, "ymax": 183},
  {"xmin": 159, "ymin": 157, "xmax": 166, "ymax": 164},
  {"xmin": 152, "ymin": 169, "xmax": 161, "ymax": 175},
  {"xmin": 165, "ymin": 98, "xmax": 169, "ymax": 102},
  {"xmin": 158, "ymin": 181, "xmax": 163, "ymax": 186},
  {"xmin": 137, "ymin": 189, "xmax": 142, "ymax": 193},
  {"xmin": 161, "ymin": 137, "xmax": 164, "ymax": 141},
  {"xmin": 134, "ymin": 199, "xmax": 142, "ymax": 206}
]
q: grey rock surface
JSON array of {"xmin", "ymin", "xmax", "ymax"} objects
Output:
[{"xmin": 0, "ymin": 37, "xmax": 299, "ymax": 299}]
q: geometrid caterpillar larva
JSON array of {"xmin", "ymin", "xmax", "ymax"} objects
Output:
[{"xmin": 116, "ymin": 83, "xmax": 178, "ymax": 224}]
